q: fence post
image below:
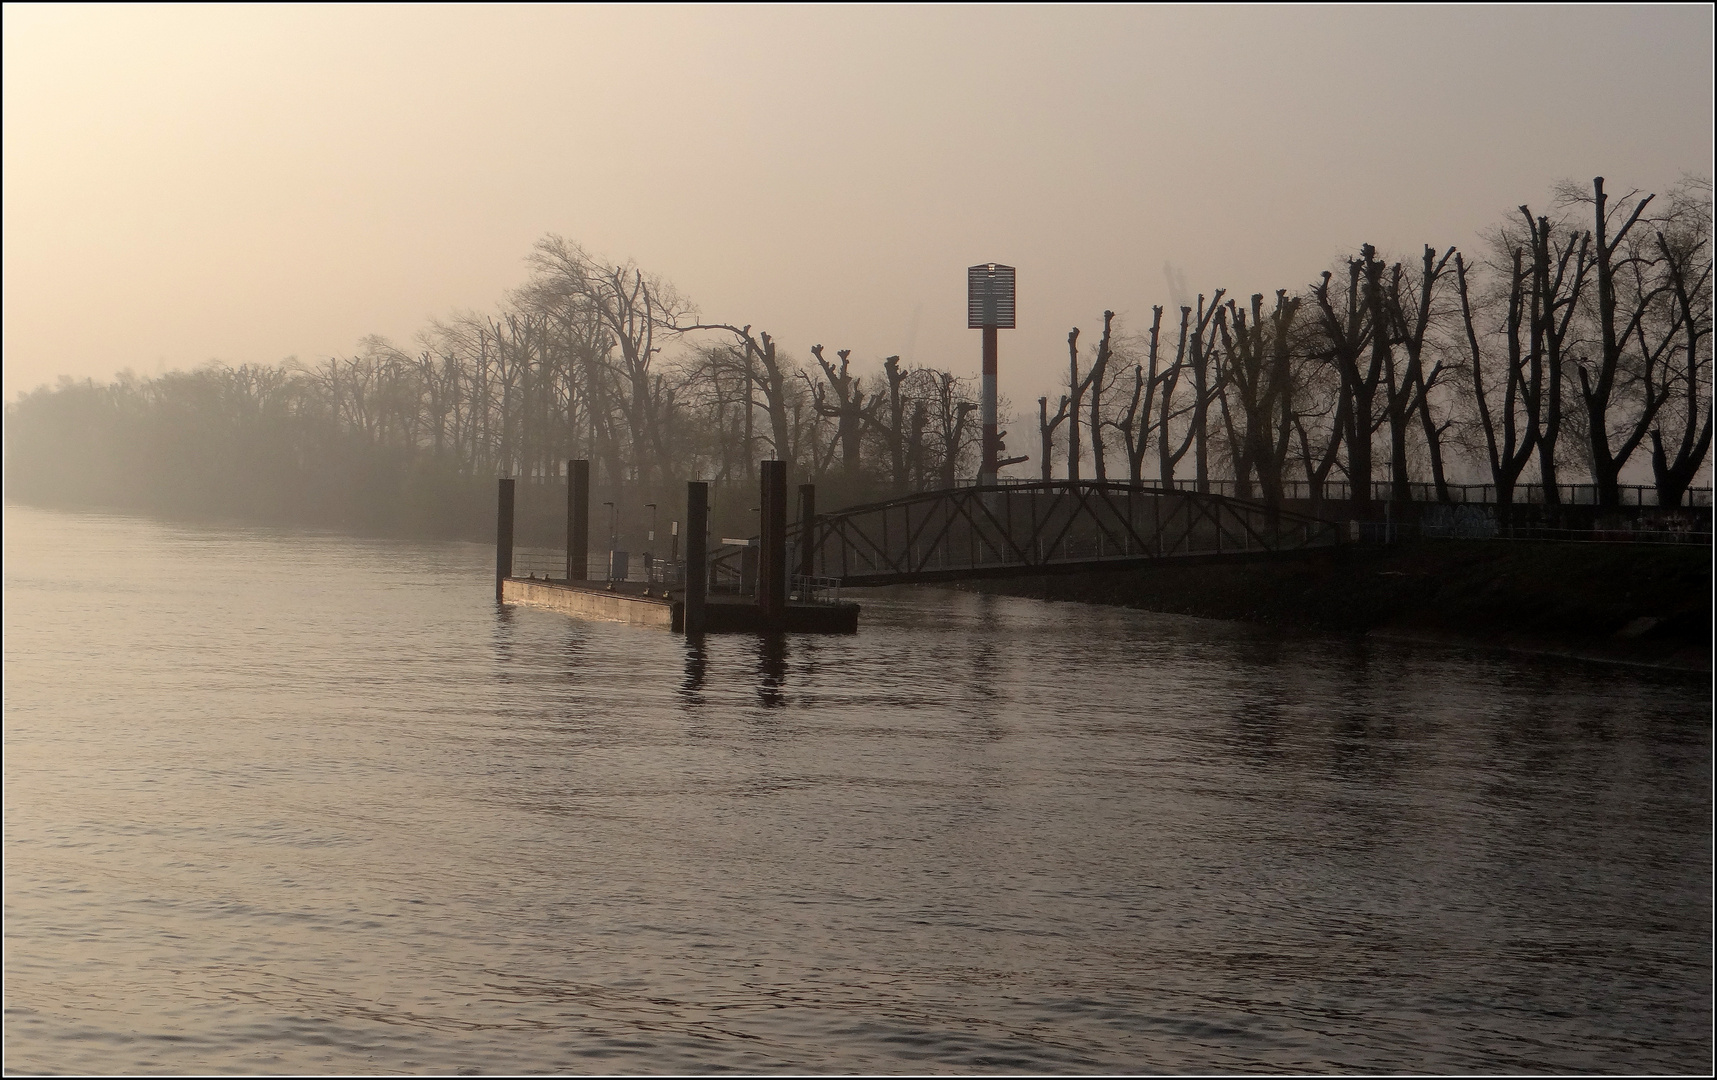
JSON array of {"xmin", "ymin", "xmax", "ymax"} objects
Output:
[
  {"xmin": 496, "ymin": 477, "xmax": 515, "ymax": 602},
  {"xmin": 684, "ymin": 481, "xmax": 708, "ymax": 635}
]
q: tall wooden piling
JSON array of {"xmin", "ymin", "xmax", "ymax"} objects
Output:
[
  {"xmin": 496, "ymin": 477, "xmax": 515, "ymax": 602},
  {"xmin": 684, "ymin": 481, "xmax": 708, "ymax": 635},
  {"xmin": 798, "ymin": 483, "xmax": 816, "ymax": 582},
  {"xmin": 566, "ymin": 459, "xmax": 589, "ymax": 581},
  {"xmin": 759, "ymin": 460, "xmax": 788, "ymax": 625}
]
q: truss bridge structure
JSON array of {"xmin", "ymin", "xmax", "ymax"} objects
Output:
[{"xmin": 780, "ymin": 480, "xmax": 1342, "ymax": 587}]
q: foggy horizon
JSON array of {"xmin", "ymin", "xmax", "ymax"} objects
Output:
[
  {"xmin": 6, "ymin": 8, "xmax": 1713, "ymax": 1073},
  {"xmin": 4, "ymin": 4, "xmax": 1711, "ymax": 407}
]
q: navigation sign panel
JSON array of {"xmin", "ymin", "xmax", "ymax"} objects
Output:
[{"xmin": 967, "ymin": 263, "xmax": 1016, "ymax": 329}]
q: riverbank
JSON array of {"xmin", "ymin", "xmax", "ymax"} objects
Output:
[{"xmin": 958, "ymin": 539, "xmax": 1713, "ymax": 672}]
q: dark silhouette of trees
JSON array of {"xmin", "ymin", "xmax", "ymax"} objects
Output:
[
  {"xmin": 808, "ymin": 345, "xmax": 874, "ymax": 485},
  {"xmin": 1156, "ymin": 305, "xmax": 1197, "ymax": 489},
  {"xmin": 1381, "ymin": 247, "xmax": 1457, "ymax": 503},
  {"xmin": 1217, "ymin": 291, "xmax": 1301, "ymax": 503},
  {"xmin": 7, "ymin": 174, "xmax": 1709, "ymax": 542},
  {"xmin": 1456, "ymin": 247, "xmax": 1539, "ymax": 511},
  {"xmin": 1569, "ymin": 177, "xmax": 1684, "ymax": 509},
  {"xmin": 1062, "ymin": 327, "xmax": 1095, "ymax": 482},
  {"xmin": 1649, "ymin": 179, "xmax": 1715, "ymax": 508},
  {"xmin": 1115, "ymin": 305, "xmax": 1165, "ymax": 486},
  {"xmin": 1085, "ymin": 311, "xmax": 1117, "ymax": 482},
  {"xmin": 1038, "ymin": 393, "xmax": 1070, "ymax": 482}
]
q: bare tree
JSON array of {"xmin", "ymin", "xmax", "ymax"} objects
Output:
[
  {"xmin": 1085, "ymin": 311, "xmax": 1117, "ymax": 481},
  {"xmin": 1063, "ymin": 327, "xmax": 1097, "ymax": 481},
  {"xmin": 1569, "ymin": 177, "xmax": 1679, "ymax": 508},
  {"xmin": 807, "ymin": 345, "xmax": 874, "ymax": 485},
  {"xmin": 1115, "ymin": 306, "xmax": 1165, "ymax": 485},
  {"xmin": 1038, "ymin": 394, "xmax": 1070, "ymax": 481},
  {"xmin": 530, "ymin": 236, "xmax": 691, "ymax": 486},
  {"xmin": 865, "ymin": 355, "xmax": 914, "ymax": 491},
  {"xmin": 1649, "ymin": 178, "xmax": 1715, "ymax": 507},
  {"xmin": 1217, "ymin": 291, "xmax": 1301, "ymax": 504},
  {"xmin": 1513, "ymin": 207, "xmax": 1593, "ymax": 505},
  {"xmin": 929, "ymin": 372, "xmax": 979, "ymax": 487},
  {"xmin": 1187, "ymin": 291, "xmax": 1226, "ymax": 492},
  {"xmin": 1455, "ymin": 248, "xmax": 1539, "ymax": 511},
  {"xmin": 1157, "ymin": 306, "xmax": 1195, "ymax": 488},
  {"xmin": 1312, "ymin": 253, "xmax": 1381, "ymax": 510},
  {"xmin": 1382, "ymin": 246, "xmax": 1458, "ymax": 502}
]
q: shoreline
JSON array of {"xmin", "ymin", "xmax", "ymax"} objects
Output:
[
  {"xmin": 956, "ymin": 538, "xmax": 1712, "ymax": 674},
  {"xmin": 1362, "ymin": 626, "xmax": 1711, "ymax": 675},
  {"xmin": 11, "ymin": 500, "xmax": 1711, "ymax": 673}
]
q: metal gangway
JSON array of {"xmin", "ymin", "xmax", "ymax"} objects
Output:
[{"xmin": 728, "ymin": 480, "xmax": 1343, "ymax": 588}]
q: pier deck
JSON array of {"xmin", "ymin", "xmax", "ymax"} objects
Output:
[{"xmin": 501, "ymin": 576, "xmax": 859, "ymax": 634}]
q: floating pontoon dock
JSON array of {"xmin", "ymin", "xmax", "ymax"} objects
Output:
[{"xmin": 495, "ymin": 460, "xmax": 860, "ymax": 634}]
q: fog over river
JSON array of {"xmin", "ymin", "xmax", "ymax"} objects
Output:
[{"xmin": 4, "ymin": 504, "xmax": 1709, "ymax": 1073}]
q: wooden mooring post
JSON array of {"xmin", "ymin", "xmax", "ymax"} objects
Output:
[
  {"xmin": 566, "ymin": 458, "xmax": 589, "ymax": 581},
  {"xmin": 759, "ymin": 460, "xmax": 788, "ymax": 627},
  {"xmin": 798, "ymin": 483, "xmax": 816, "ymax": 583},
  {"xmin": 684, "ymin": 481, "xmax": 708, "ymax": 635},
  {"xmin": 496, "ymin": 477, "xmax": 515, "ymax": 602}
]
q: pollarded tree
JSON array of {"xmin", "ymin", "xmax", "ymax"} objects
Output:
[
  {"xmin": 1565, "ymin": 177, "xmax": 1680, "ymax": 508},
  {"xmin": 807, "ymin": 345, "xmax": 876, "ymax": 484},
  {"xmin": 1513, "ymin": 206, "xmax": 1593, "ymax": 505},
  {"xmin": 1084, "ymin": 311, "xmax": 1118, "ymax": 481},
  {"xmin": 1380, "ymin": 246, "xmax": 1458, "ymax": 502},
  {"xmin": 1454, "ymin": 246, "xmax": 1540, "ymax": 512},
  {"xmin": 1038, "ymin": 393, "xmax": 1070, "ymax": 481},
  {"xmin": 864, "ymin": 355, "xmax": 915, "ymax": 492},
  {"xmin": 1648, "ymin": 176, "xmax": 1714, "ymax": 509},
  {"xmin": 1115, "ymin": 306, "xmax": 1165, "ymax": 486},
  {"xmin": 1311, "ymin": 252, "xmax": 1381, "ymax": 510},
  {"xmin": 1186, "ymin": 291, "xmax": 1226, "ymax": 493},
  {"xmin": 1216, "ymin": 290, "xmax": 1302, "ymax": 505},
  {"xmin": 1063, "ymin": 326, "xmax": 1098, "ymax": 481}
]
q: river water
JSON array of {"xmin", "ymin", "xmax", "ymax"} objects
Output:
[{"xmin": 4, "ymin": 504, "xmax": 1710, "ymax": 1074}]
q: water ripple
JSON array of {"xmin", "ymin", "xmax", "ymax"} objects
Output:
[{"xmin": 4, "ymin": 505, "xmax": 1710, "ymax": 1073}]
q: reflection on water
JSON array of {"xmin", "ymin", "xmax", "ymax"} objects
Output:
[
  {"xmin": 680, "ymin": 636, "xmax": 708, "ymax": 706},
  {"xmin": 3, "ymin": 504, "xmax": 1711, "ymax": 1074},
  {"xmin": 756, "ymin": 633, "xmax": 788, "ymax": 707}
]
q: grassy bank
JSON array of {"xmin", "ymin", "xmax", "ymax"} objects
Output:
[{"xmin": 961, "ymin": 540, "xmax": 1713, "ymax": 671}]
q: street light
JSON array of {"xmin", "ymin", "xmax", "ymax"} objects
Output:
[{"xmin": 601, "ymin": 500, "xmax": 622, "ymax": 586}]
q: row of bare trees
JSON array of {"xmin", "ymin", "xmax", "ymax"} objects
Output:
[
  {"xmin": 5, "ymin": 234, "xmax": 996, "ymax": 534},
  {"xmin": 7, "ymin": 176, "xmax": 1709, "ymax": 537},
  {"xmin": 290, "ymin": 233, "xmax": 1002, "ymax": 502},
  {"xmin": 1037, "ymin": 177, "xmax": 1711, "ymax": 512}
]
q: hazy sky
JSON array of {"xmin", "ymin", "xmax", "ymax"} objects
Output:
[{"xmin": 4, "ymin": 4, "xmax": 1711, "ymax": 409}]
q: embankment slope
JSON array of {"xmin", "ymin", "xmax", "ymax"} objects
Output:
[{"xmin": 962, "ymin": 540, "xmax": 1712, "ymax": 671}]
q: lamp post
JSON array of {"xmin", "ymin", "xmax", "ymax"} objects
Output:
[{"xmin": 601, "ymin": 500, "xmax": 622, "ymax": 584}]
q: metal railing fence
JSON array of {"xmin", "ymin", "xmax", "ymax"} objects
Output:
[
  {"xmin": 509, "ymin": 549, "xmax": 684, "ymax": 586},
  {"xmin": 951, "ymin": 476, "xmax": 1712, "ymax": 507}
]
